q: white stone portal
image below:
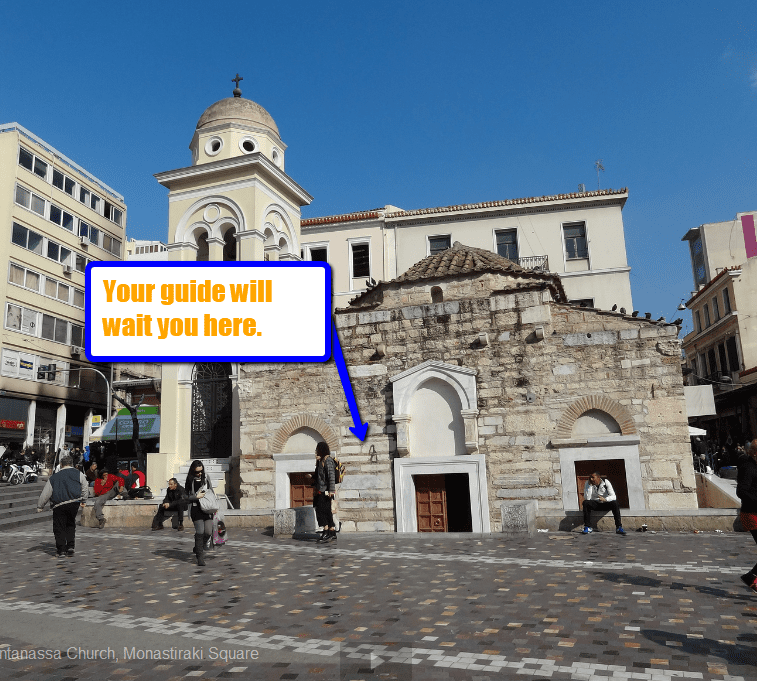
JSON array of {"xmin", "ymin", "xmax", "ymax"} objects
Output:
[
  {"xmin": 274, "ymin": 427, "xmax": 322, "ymax": 509},
  {"xmin": 557, "ymin": 436, "xmax": 644, "ymax": 510},
  {"xmin": 390, "ymin": 360, "xmax": 478, "ymax": 457},
  {"xmin": 393, "ymin": 455, "xmax": 491, "ymax": 533}
]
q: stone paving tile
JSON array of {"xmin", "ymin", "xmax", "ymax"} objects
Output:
[{"xmin": 0, "ymin": 527, "xmax": 755, "ymax": 680}]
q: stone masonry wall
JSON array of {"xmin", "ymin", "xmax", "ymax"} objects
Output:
[{"xmin": 236, "ymin": 272, "xmax": 695, "ymax": 531}]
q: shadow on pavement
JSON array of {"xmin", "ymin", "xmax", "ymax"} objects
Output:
[
  {"xmin": 590, "ymin": 570, "xmax": 757, "ymax": 602},
  {"xmin": 642, "ymin": 629, "xmax": 757, "ymax": 668}
]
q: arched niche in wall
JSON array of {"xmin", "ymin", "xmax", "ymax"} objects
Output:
[
  {"xmin": 389, "ymin": 360, "xmax": 479, "ymax": 457},
  {"xmin": 271, "ymin": 416, "xmax": 339, "ymax": 509}
]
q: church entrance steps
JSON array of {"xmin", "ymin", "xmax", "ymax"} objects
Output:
[
  {"xmin": 0, "ymin": 482, "xmax": 51, "ymax": 531},
  {"xmin": 159, "ymin": 458, "xmax": 230, "ymax": 498}
]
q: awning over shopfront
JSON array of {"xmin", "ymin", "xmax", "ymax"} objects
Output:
[
  {"xmin": 688, "ymin": 425, "xmax": 707, "ymax": 437},
  {"xmin": 92, "ymin": 406, "xmax": 160, "ymax": 442}
]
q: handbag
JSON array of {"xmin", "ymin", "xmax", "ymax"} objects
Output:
[{"xmin": 198, "ymin": 484, "xmax": 219, "ymax": 513}]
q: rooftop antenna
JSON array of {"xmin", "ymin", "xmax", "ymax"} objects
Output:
[{"xmin": 595, "ymin": 159, "xmax": 605, "ymax": 189}]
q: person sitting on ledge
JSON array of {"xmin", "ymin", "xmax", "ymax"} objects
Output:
[
  {"xmin": 581, "ymin": 472, "xmax": 626, "ymax": 535},
  {"xmin": 152, "ymin": 478, "xmax": 186, "ymax": 531},
  {"xmin": 93, "ymin": 469, "xmax": 124, "ymax": 529}
]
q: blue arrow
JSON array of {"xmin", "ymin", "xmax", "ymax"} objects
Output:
[{"xmin": 332, "ymin": 325, "xmax": 369, "ymax": 441}]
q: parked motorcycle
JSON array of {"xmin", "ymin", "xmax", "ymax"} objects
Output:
[
  {"xmin": 20, "ymin": 461, "xmax": 39, "ymax": 483},
  {"xmin": 6, "ymin": 463, "xmax": 24, "ymax": 485}
]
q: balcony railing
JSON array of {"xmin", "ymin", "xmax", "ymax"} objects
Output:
[{"xmin": 517, "ymin": 255, "xmax": 549, "ymax": 272}]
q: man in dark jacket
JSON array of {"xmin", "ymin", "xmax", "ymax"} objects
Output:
[
  {"xmin": 152, "ymin": 478, "xmax": 186, "ymax": 531},
  {"xmin": 37, "ymin": 455, "xmax": 88, "ymax": 558},
  {"xmin": 736, "ymin": 440, "xmax": 757, "ymax": 591}
]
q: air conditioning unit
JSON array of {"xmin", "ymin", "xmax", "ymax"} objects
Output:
[
  {"xmin": 79, "ymin": 236, "xmax": 89, "ymax": 247},
  {"xmin": 70, "ymin": 345, "xmax": 83, "ymax": 356},
  {"xmin": 62, "ymin": 264, "xmax": 72, "ymax": 274}
]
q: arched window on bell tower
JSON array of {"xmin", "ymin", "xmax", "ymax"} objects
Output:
[{"xmin": 223, "ymin": 226, "xmax": 237, "ymax": 261}]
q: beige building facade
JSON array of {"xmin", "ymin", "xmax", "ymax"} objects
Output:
[
  {"xmin": 300, "ymin": 189, "xmax": 634, "ymax": 313},
  {"xmin": 0, "ymin": 123, "xmax": 126, "ymax": 459},
  {"xmin": 681, "ymin": 211, "xmax": 757, "ymax": 444}
]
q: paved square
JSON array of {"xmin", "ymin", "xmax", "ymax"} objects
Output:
[{"xmin": 0, "ymin": 526, "xmax": 755, "ymax": 680}]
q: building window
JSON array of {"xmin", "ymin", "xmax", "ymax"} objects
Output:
[
  {"xmin": 495, "ymin": 229, "xmax": 518, "ymax": 261},
  {"xmin": 15, "ymin": 184, "xmax": 45, "ymax": 216},
  {"xmin": 351, "ymin": 243, "xmax": 370, "ymax": 279},
  {"xmin": 712, "ymin": 297, "xmax": 720, "ymax": 321},
  {"xmin": 569, "ymin": 298, "xmax": 594, "ymax": 308},
  {"xmin": 49, "ymin": 204, "xmax": 75, "ymax": 231},
  {"xmin": 18, "ymin": 147, "xmax": 34, "ymax": 172},
  {"xmin": 52, "ymin": 169, "xmax": 75, "ymax": 196},
  {"xmin": 723, "ymin": 288, "xmax": 731, "ymax": 314},
  {"xmin": 707, "ymin": 348, "xmax": 717, "ymax": 377},
  {"xmin": 695, "ymin": 310, "xmax": 701, "ymax": 333},
  {"xmin": 563, "ymin": 222, "xmax": 588, "ymax": 259},
  {"xmin": 703, "ymin": 304, "xmax": 711, "ymax": 327},
  {"xmin": 302, "ymin": 243, "xmax": 329, "ymax": 262},
  {"xmin": 690, "ymin": 237, "xmax": 706, "ymax": 287},
  {"xmin": 11, "ymin": 223, "xmax": 43, "ymax": 255},
  {"xmin": 428, "ymin": 235, "xmax": 451, "ymax": 256},
  {"xmin": 718, "ymin": 343, "xmax": 729, "ymax": 374},
  {"xmin": 726, "ymin": 336, "xmax": 740, "ymax": 372},
  {"xmin": 18, "ymin": 147, "xmax": 47, "ymax": 180}
]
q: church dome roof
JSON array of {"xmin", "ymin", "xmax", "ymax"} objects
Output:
[
  {"xmin": 196, "ymin": 97, "xmax": 280, "ymax": 137},
  {"xmin": 395, "ymin": 241, "xmax": 528, "ymax": 283},
  {"xmin": 347, "ymin": 241, "xmax": 567, "ymax": 308}
]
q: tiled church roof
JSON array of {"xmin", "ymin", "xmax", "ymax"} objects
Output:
[
  {"xmin": 349, "ymin": 242, "xmax": 566, "ymax": 306},
  {"xmin": 395, "ymin": 241, "xmax": 528, "ymax": 282}
]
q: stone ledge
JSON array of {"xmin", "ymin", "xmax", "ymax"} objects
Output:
[{"xmin": 538, "ymin": 509, "xmax": 741, "ymax": 533}]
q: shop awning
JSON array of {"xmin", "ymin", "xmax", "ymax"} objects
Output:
[
  {"xmin": 98, "ymin": 413, "xmax": 161, "ymax": 442},
  {"xmin": 688, "ymin": 425, "xmax": 707, "ymax": 437}
]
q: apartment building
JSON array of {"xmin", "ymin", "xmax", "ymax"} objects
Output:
[
  {"xmin": 299, "ymin": 189, "xmax": 633, "ymax": 312},
  {"xmin": 0, "ymin": 123, "xmax": 126, "ymax": 460},
  {"xmin": 681, "ymin": 211, "xmax": 757, "ymax": 445}
]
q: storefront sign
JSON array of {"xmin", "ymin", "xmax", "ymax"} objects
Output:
[{"xmin": 0, "ymin": 420, "xmax": 26, "ymax": 430}]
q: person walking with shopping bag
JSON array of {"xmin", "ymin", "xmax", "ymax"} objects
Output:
[{"xmin": 184, "ymin": 460, "xmax": 218, "ymax": 566}]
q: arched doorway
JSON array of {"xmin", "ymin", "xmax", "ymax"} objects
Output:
[{"xmin": 191, "ymin": 362, "xmax": 232, "ymax": 458}]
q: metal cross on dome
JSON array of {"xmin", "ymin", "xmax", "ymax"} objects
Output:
[{"xmin": 232, "ymin": 73, "xmax": 243, "ymax": 97}]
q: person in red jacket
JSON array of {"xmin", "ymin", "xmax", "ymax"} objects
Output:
[{"xmin": 93, "ymin": 469, "xmax": 124, "ymax": 529}]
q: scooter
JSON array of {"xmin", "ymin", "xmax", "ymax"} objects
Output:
[
  {"xmin": 20, "ymin": 461, "xmax": 39, "ymax": 483},
  {"xmin": 6, "ymin": 463, "xmax": 24, "ymax": 485}
]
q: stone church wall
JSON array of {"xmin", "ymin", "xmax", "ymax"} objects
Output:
[{"xmin": 236, "ymin": 273, "xmax": 695, "ymax": 530}]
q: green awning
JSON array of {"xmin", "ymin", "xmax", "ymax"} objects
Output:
[{"xmin": 100, "ymin": 414, "xmax": 160, "ymax": 441}]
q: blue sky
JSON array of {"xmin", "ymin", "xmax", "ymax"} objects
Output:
[{"xmin": 1, "ymin": 1, "xmax": 754, "ymax": 331}]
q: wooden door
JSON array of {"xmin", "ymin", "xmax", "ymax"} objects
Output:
[
  {"xmin": 415, "ymin": 474, "xmax": 447, "ymax": 532},
  {"xmin": 289, "ymin": 472, "xmax": 314, "ymax": 508},
  {"xmin": 575, "ymin": 459, "xmax": 630, "ymax": 508}
]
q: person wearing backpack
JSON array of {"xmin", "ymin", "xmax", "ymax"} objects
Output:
[
  {"xmin": 313, "ymin": 442, "xmax": 337, "ymax": 543},
  {"xmin": 581, "ymin": 472, "xmax": 626, "ymax": 535}
]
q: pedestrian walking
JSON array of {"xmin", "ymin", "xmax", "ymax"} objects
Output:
[
  {"xmin": 185, "ymin": 460, "xmax": 211, "ymax": 566},
  {"xmin": 312, "ymin": 442, "xmax": 337, "ymax": 543},
  {"xmin": 581, "ymin": 472, "xmax": 626, "ymax": 535},
  {"xmin": 36, "ymin": 455, "xmax": 88, "ymax": 558},
  {"xmin": 737, "ymin": 439, "xmax": 757, "ymax": 592}
]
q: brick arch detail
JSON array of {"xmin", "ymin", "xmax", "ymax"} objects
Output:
[
  {"xmin": 555, "ymin": 395, "xmax": 637, "ymax": 438},
  {"xmin": 270, "ymin": 414, "xmax": 339, "ymax": 454}
]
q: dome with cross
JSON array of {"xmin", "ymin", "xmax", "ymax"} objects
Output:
[{"xmin": 190, "ymin": 75, "xmax": 285, "ymax": 168}]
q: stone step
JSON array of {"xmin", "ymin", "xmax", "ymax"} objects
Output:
[
  {"xmin": 0, "ymin": 502, "xmax": 42, "ymax": 519},
  {"xmin": 0, "ymin": 509, "xmax": 51, "ymax": 531}
]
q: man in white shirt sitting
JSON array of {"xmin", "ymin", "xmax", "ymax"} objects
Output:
[{"xmin": 582, "ymin": 472, "xmax": 626, "ymax": 535}]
